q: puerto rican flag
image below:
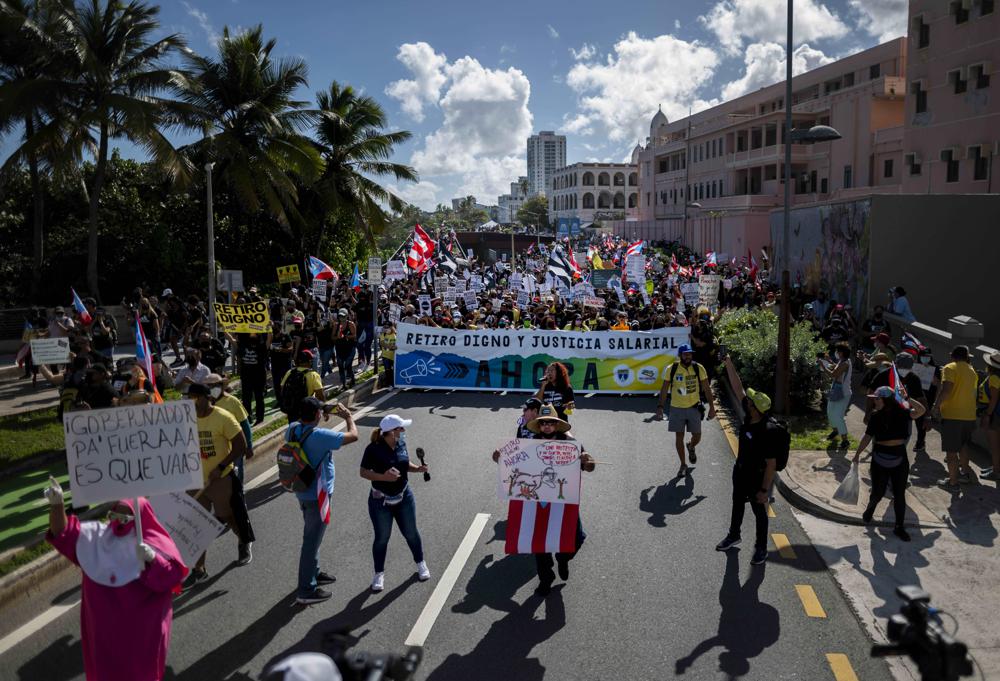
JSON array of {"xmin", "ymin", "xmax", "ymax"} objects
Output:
[
  {"xmin": 307, "ymin": 256, "xmax": 338, "ymax": 281},
  {"xmin": 567, "ymin": 245, "xmax": 582, "ymax": 278},
  {"xmin": 505, "ymin": 500, "xmax": 579, "ymax": 554},
  {"xmin": 71, "ymin": 288, "xmax": 92, "ymax": 326},
  {"xmin": 407, "ymin": 224, "xmax": 435, "ymax": 273},
  {"xmin": 889, "ymin": 364, "xmax": 910, "ymax": 409},
  {"xmin": 625, "ymin": 240, "xmax": 643, "ymax": 261},
  {"xmin": 134, "ymin": 312, "xmax": 163, "ymax": 403},
  {"xmin": 705, "ymin": 252, "xmax": 718, "ymax": 268},
  {"xmin": 350, "ymin": 263, "xmax": 361, "ymax": 291},
  {"xmin": 748, "ymin": 249, "xmax": 759, "ymax": 282},
  {"xmin": 317, "ymin": 464, "xmax": 331, "ymax": 524}
]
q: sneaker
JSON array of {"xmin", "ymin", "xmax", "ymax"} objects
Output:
[
  {"xmin": 938, "ymin": 480, "xmax": 960, "ymax": 493},
  {"xmin": 181, "ymin": 568, "xmax": 208, "ymax": 591},
  {"xmin": 893, "ymin": 527, "xmax": 911, "ymax": 542},
  {"xmin": 676, "ymin": 464, "xmax": 689, "ymax": 478},
  {"xmin": 687, "ymin": 442, "xmax": 697, "ymax": 464},
  {"xmin": 416, "ymin": 561, "xmax": 431, "ymax": 582},
  {"xmin": 371, "ymin": 572, "xmax": 385, "ymax": 592},
  {"xmin": 839, "ymin": 437, "xmax": 850, "ymax": 449},
  {"xmin": 296, "ymin": 588, "xmax": 333, "ymax": 605},
  {"xmin": 862, "ymin": 508, "xmax": 874, "ymax": 525},
  {"xmin": 534, "ymin": 581, "xmax": 552, "ymax": 597},
  {"xmin": 316, "ymin": 571, "xmax": 336, "ymax": 586},
  {"xmin": 980, "ymin": 471, "xmax": 1000, "ymax": 482},
  {"xmin": 557, "ymin": 558, "xmax": 569, "ymax": 581},
  {"xmin": 957, "ymin": 471, "xmax": 972, "ymax": 484},
  {"xmin": 826, "ymin": 429, "xmax": 839, "ymax": 440},
  {"xmin": 237, "ymin": 542, "xmax": 252, "ymax": 566},
  {"xmin": 980, "ymin": 467, "xmax": 995, "ymax": 479},
  {"xmin": 715, "ymin": 535, "xmax": 741, "ymax": 551},
  {"xmin": 750, "ymin": 546, "xmax": 768, "ymax": 565}
]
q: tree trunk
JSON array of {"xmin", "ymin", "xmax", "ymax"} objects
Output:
[
  {"xmin": 86, "ymin": 119, "xmax": 109, "ymax": 302},
  {"xmin": 25, "ymin": 116, "xmax": 44, "ymax": 299}
]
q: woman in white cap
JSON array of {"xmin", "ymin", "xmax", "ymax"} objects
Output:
[{"xmin": 359, "ymin": 414, "xmax": 430, "ymax": 592}]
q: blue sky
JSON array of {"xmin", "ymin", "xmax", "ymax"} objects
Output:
[{"xmin": 5, "ymin": 0, "xmax": 908, "ymax": 210}]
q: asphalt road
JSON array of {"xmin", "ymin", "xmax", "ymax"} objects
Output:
[{"xmin": 0, "ymin": 390, "xmax": 892, "ymax": 680}]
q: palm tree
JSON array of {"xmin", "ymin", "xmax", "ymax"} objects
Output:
[
  {"xmin": 177, "ymin": 25, "xmax": 322, "ymax": 232},
  {"xmin": 0, "ymin": 0, "xmax": 73, "ymax": 297},
  {"xmin": 308, "ymin": 81, "xmax": 417, "ymax": 252},
  {"xmin": 55, "ymin": 0, "xmax": 192, "ymax": 299}
]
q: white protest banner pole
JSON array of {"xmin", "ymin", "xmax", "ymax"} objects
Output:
[{"xmin": 134, "ymin": 495, "xmax": 143, "ymax": 550}]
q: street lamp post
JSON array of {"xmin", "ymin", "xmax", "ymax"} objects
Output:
[{"xmin": 205, "ymin": 162, "xmax": 217, "ymax": 337}]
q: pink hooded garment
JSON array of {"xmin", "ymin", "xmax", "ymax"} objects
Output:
[{"xmin": 47, "ymin": 498, "xmax": 188, "ymax": 681}]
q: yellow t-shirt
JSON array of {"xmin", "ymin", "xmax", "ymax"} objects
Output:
[
  {"xmin": 666, "ymin": 362, "xmax": 708, "ymax": 409},
  {"xmin": 940, "ymin": 361, "xmax": 978, "ymax": 421},
  {"xmin": 197, "ymin": 406, "xmax": 242, "ymax": 483},
  {"xmin": 281, "ymin": 367, "xmax": 323, "ymax": 397},
  {"xmin": 380, "ymin": 331, "xmax": 396, "ymax": 361},
  {"xmin": 215, "ymin": 392, "xmax": 248, "ymax": 423}
]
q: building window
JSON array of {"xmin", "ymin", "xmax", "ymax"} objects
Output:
[
  {"xmin": 843, "ymin": 165, "xmax": 853, "ymax": 189},
  {"xmin": 972, "ymin": 146, "xmax": 989, "ymax": 181},
  {"xmin": 942, "ymin": 149, "xmax": 960, "ymax": 182},
  {"xmin": 820, "ymin": 178, "xmax": 829, "ymax": 193},
  {"xmin": 884, "ymin": 159, "xmax": 894, "ymax": 178},
  {"xmin": 844, "ymin": 72, "xmax": 855, "ymax": 87},
  {"xmin": 870, "ymin": 63, "xmax": 881, "ymax": 80},
  {"xmin": 912, "ymin": 81, "xmax": 927, "ymax": 114},
  {"xmin": 971, "ymin": 64, "xmax": 991, "ymax": 89},
  {"xmin": 719, "ymin": 137, "xmax": 725, "ymax": 155},
  {"xmin": 764, "ymin": 165, "xmax": 777, "ymax": 181},
  {"xmin": 646, "ymin": 192, "xmax": 650, "ymax": 206},
  {"xmin": 951, "ymin": 1, "xmax": 970, "ymax": 23},
  {"xmin": 915, "ymin": 16, "xmax": 930, "ymax": 48},
  {"xmin": 950, "ymin": 69, "xmax": 968, "ymax": 94},
  {"xmin": 765, "ymin": 124, "xmax": 777, "ymax": 147}
]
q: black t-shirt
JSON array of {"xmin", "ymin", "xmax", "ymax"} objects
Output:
[
  {"xmin": 355, "ymin": 300, "xmax": 374, "ymax": 326},
  {"xmin": 868, "ymin": 369, "xmax": 925, "ymax": 403},
  {"xmin": 361, "ymin": 439, "xmax": 411, "ymax": 496},
  {"xmin": 865, "ymin": 406, "xmax": 912, "ymax": 441},
  {"xmin": 735, "ymin": 417, "xmax": 778, "ymax": 482},
  {"xmin": 238, "ymin": 334, "xmax": 268, "ymax": 370},
  {"xmin": 541, "ymin": 385, "xmax": 575, "ymax": 420},
  {"xmin": 82, "ymin": 381, "xmax": 117, "ymax": 409}
]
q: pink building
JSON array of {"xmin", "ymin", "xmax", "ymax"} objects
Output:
[
  {"xmin": 623, "ymin": 40, "xmax": 909, "ymax": 258},
  {"xmin": 902, "ymin": 0, "xmax": 999, "ymax": 193}
]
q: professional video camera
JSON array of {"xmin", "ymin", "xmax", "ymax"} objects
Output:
[
  {"xmin": 263, "ymin": 630, "xmax": 421, "ymax": 681},
  {"xmin": 871, "ymin": 585, "xmax": 974, "ymax": 681}
]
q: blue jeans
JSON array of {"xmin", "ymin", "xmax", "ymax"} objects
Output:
[
  {"xmin": 357, "ymin": 324, "xmax": 375, "ymax": 365},
  {"xmin": 336, "ymin": 346, "xmax": 356, "ymax": 386},
  {"xmin": 826, "ymin": 396, "xmax": 851, "ymax": 436},
  {"xmin": 319, "ymin": 348, "xmax": 335, "ymax": 378},
  {"xmin": 298, "ymin": 500, "xmax": 328, "ymax": 597},
  {"xmin": 367, "ymin": 487, "xmax": 423, "ymax": 572}
]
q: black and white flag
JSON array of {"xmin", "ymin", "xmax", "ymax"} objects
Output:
[{"xmin": 547, "ymin": 247, "xmax": 572, "ymax": 289}]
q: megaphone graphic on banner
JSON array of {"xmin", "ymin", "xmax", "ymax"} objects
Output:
[{"xmin": 399, "ymin": 358, "xmax": 441, "ymax": 384}]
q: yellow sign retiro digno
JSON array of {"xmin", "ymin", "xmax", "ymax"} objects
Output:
[{"xmin": 213, "ymin": 301, "xmax": 270, "ymax": 333}]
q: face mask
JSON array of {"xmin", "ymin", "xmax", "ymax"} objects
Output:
[
  {"xmin": 187, "ymin": 358, "xmax": 198, "ymax": 367},
  {"xmin": 920, "ymin": 356, "xmax": 931, "ymax": 365},
  {"xmin": 397, "ymin": 431, "xmax": 406, "ymax": 447},
  {"xmin": 898, "ymin": 368, "xmax": 911, "ymax": 377},
  {"xmin": 209, "ymin": 386, "xmax": 223, "ymax": 400}
]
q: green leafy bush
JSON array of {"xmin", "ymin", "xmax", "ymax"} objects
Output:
[{"xmin": 717, "ymin": 307, "xmax": 828, "ymax": 411}]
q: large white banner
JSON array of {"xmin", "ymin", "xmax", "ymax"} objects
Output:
[{"xmin": 64, "ymin": 402, "xmax": 202, "ymax": 508}]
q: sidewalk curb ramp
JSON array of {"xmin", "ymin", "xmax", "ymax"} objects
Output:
[{"xmin": 0, "ymin": 375, "xmax": 380, "ymax": 608}]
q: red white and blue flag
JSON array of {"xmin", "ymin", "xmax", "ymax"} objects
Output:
[
  {"xmin": 307, "ymin": 256, "xmax": 338, "ymax": 281},
  {"xmin": 407, "ymin": 224, "xmax": 435, "ymax": 273},
  {"xmin": 317, "ymin": 465, "xmax": 331, "ymax": 524},
  {"xmin": 748, "ymin": 249, "xmax": 759, "ymax": 282},
  {"xmin": 505, "ymin": 500, "xmax": 579, "ymax": 554},
  {"xmin": 888, "ymin": 364, "xmax": 911, "ymax": 409},
  {"xmin": 705, "ymin": 252, "xmax": 718, "ymax": 268},
  {"xmin": 350, "ymin": 263, "xmax": 361, "ymax": 291},
  {"xmin": 134, "ymin": 312, "xmax": 163, "ymax": 403},
  {"xmin": 71, "ymin": 288, "xmax": 92, "ymax": 326},
  {"xmin": 625, "ymin": 240, "xmax": 643, "ymax": 258}
]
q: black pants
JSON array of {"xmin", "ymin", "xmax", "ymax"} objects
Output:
[
  {"xmin": 535, "ymin": 517, "xmax": 586, "ymax": 586},
  {"xmin": 865, "ymin": 455, "xmax": 909, "ymax": 528},
  {"xmin": 729, "ymin": 473, "xmax": 768, "ymax": 549},
  {"xmin": 271, "ymin": 358, "xmax": 291, "ymax": 403},
  {"xmin": 915, "ymin": 416, "xmax": 928, "ymax": 449},
  {"xmin": 229, "ymin": 472, "xmax": 256, "ymax": 545},
  {"xmin": 240, "ymin": 369, "xmax": 267, "ymax": 422}
]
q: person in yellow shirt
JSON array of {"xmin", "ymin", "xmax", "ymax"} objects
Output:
[
  {"xmin": 280, "ymin": 351, "xmax": 324, "ymax": 422},
  {"xmin": 611, "ymin": 312, "xmax": 630, "ymax": 331},
  {"xmin": 932, "ymin": 345, "xmax": 978, "ymax": 488},
  {"xmin": 204, "ymin": 373, "xmax": 253, "ymax": 482},
  {"xmin": 184, "ymin": 382, "xmax": 254, "ymax": 589},
  {"xmin": 379, "ymin": 323, "xmax": 397, "ymax": 388},
  {"xmin": 655, "ymin": 344, "xmax": 717, "ymax": 477}
]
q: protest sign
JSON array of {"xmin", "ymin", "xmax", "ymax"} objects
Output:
[
  {"xmin": 642, "ymin": 290, "xmax": 651, "ymax": 306},
  {"xmin": 467, "ymin": 248, "xmax": 473, "ymax": 259},
  {"xmin": 389, "ymin": 304, "xmax": 401, "ymax": 325},
  {"xmin": 681, "ymin": 283, "xmax": 700, "ymax": 306},
  {"xmin": 434, "ymin": 275, "xmax": 449, "ymax": 294},
  {"xmin": 213, "ymin": 301, "xmax": 270, "ymax": 333},
  {"xmin": 509, "ymin": 273, "xmax": 523, "ymax": 290},
  {"xmin": 385, "ymin": 260, "xmax": 406, "ymax": 281},
  {"xmin": 698, "ymin": 274, "xmax": 722, "ymax": 306},
  {"xmin": 217, "ymin": 269, "xmax": 244, "ymax": 292},
  {"xmin": 368, "ymin": 257, "xmax": 382, "ymax": 285},
  {"xmin": 455, "ymin": 278, "xmax": 467, "ymax": 292},
  {"xmin": 148, "ymin": 491, "xmax": 225, "ymax": 567},
  {"xmin": 463, "ymin": 269, "xmax": 471, "ymax": 280},
  {"xmin": 516, "ymin": 290, "xmax": 529, "ymax": 309},
  {"xmin": 723, "ymin": 278, "xmax": 733, "ymax": 290},
  {"xmin": 312, "ymin": 279, "xmax": 327, "ymax": 300},
  {"xmin": 496, "ymin": 438, "xmax": 581, "ymax": 504},
  {"xmin": 463, "ymin": 290, "xmax": 478, "ymax": 309},
  {"xmin": 470, "ymin": 275, "xmax": 483, "ymax": 292},
  {"xmin": 30, "ymin": 337, "xmax": 70, "ymax": 365},
  {"xmin": 626, "ymin": 255, "xmax": 645, "ymax": 281},
  {"xmin": 276, "ymin": 264, "xmax": 300, "ymax": 284},
  {"xmin": 582, "ymin": 296, "xmax": 606, "ymax": 308},
  {"xmin": 64, "ymin": 402, "xmax": 201, "ymax": 508},
  {"xmin": 591, "ymin": 269, "xmax": 622, "ymax": 289},
  {"xmin": 417, "ymin": 295, "xmax": 432, "ymax": 317}
]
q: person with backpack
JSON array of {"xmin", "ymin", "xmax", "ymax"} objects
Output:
[
  {"xmin": 654, "ymin": 344, "xmax": 717, "ymax": 477},
  {"xmin": 979, "ymin": 352, "xmax": 1000, "ymax": 482},
  {"xmin": 716, "ymin": 355, "xmax": 788, "ymax": 566},
  {"xmin": 279, "ymin": 397, "xmax": 358, "ymax": 605},
  {"xmin": 280, "ymin": 350, "xmax": 324, "ymax": 424}
]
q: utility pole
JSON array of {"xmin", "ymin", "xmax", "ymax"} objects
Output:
[
  {"xmin": 775, "ymin": 0, "xmax": 794, "ymax": 415},
  {"xmin": 205, "ymin": 162, "xmax": 217, "ymax": 337}
]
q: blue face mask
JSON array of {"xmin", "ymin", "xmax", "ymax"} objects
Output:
[{"xmin": 397, "ymin": 431, "xmax": 406, "ymax": 447}]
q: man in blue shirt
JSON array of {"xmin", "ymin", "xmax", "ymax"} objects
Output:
[{"xmin": 287, "ymin": 397, "xmax": 358, "ymax": 604}]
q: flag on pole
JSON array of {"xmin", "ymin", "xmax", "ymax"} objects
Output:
[
  {"xmin": 307, "ymin": 256, "xmax": 338, "ymax": 281},
  {"xmin": 317, "ymin": 465, "xmax": 331, "ymax": 524},
  {"xmin": 437, "ymin": 240, "xmax": 460, "ymax": 276},
  {"xmin": 71, "ymin": 288, "xmax": 92, "ymax": 326},
  {"xmin": 505, "ymin": 500, "xmax": 580, "ymax": 554},
  {"xmin": 407, "ymin": 224, "xmax": 435, "ymax": 272},
  {"xmin": 748, "ymin": 249, "xmax": 759, "ymax": 282},
  {"xmin": 547, "ymin": 247, "xmax": 573, "ymax": 289},
  {"xmin": 888, "ymin": 364, "xmax": 911, "ymax": 409},
  {"xmin": 567, "ymin": 245, "xmax": 582, "ymax": 279},
  {"xmin": 350, "ymin": 264, "xmax": 361, "ymax": 291},
  {"xmin": 134, "ymin": 312, "xmax": 163, "ymax": 403},
  {"xmin": 705, "ymin": 252, "xmax": 718, "ymax": 268}
]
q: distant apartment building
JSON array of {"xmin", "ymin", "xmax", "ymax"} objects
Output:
[
  {"xmin": 526, "ymin": 131, "xmax": 567, "ymax": 197},
  {"xmin": 902, "ymin": 0, "xmax": 999, "ymax": 192},
  {"xmin": 549, "ymin": 160, "xmax": 639, "ymax": 224},
  {"xmin": 498, "ymin": 176, "xmax": 529, "ymax": 223}
]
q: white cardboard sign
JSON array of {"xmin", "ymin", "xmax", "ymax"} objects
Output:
[
  {"xmin": 148, "ymin": 491, "xmax": 225, "ymax": 566},
  {"xmin": 496, "ymin": 438, "xmax": 581, "ymax": 504},
  {"xmin": 30, "ymin": 337, "xmax": 71, "ymax": 365},
  {"xmin": 64, "ymin": 402, "xmax": 202, "ymax": 508},
  {"xmin": 385, "ymin": 260, "xmax": 406, "ymax": 281}
]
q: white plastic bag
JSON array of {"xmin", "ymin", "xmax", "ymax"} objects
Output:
[{"xmin": 833, "ymin": 462, "xmax": 860, "ymax": 505}]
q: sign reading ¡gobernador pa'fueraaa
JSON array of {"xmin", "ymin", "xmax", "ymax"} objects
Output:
[
  {"xmin": 64, "ymin": 402, "xmax": 202, "ymax": 508},
  {"xmin": 213, "ymin": 301, "xmax": 270, "ymax": 333}
]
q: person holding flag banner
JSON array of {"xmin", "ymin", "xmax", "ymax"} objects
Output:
[
  {"xmin": 283, "ymin": 397, "xmax": 358, "ymax": 604},
  {"xmin": 407, "ymin": 224, "xmax": 435, "ymax": 273},
  {"xmin": 135, "ymin": 311, "xmax": 164, "ymax": 404},
  {"xmin": 71, "ymin": 288, "xmax": 93, "ymax": 327},
  {"xmin": 307, "ymin": 256, "xmax": 338, "ymax": 282}
]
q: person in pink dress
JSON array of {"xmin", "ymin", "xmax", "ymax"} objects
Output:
[{"xmin": 44, "ymin": 477, "xmax": 188, "ymax": 681}]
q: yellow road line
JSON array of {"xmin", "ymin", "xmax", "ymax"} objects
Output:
[
  {"xmin": 771, "ymin": 533, "xmax": 797, "ymax": 559},
  {"xmin": 767, "ymin": 504, "xmax": 776, "ymax": 518},
  {"xmin": 795, "ymin": 584, "xmax": 827, "ymax": 618},
  {"xmin": 825, "ymin": 653, "xmax": 860, "ymax": 681}
]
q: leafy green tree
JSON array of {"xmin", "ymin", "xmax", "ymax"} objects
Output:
[{"xmin": 517, "ymin": 194, "xmax": 548, "ymax": 229}]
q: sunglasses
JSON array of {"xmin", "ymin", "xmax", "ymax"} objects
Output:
[{"xmin": 108, "ymin": 511, "xmax": 133, "ymax": 524}]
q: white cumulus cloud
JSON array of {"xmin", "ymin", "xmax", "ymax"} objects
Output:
[
  {"xmin": 386, "ymin": 180, "xmax": 443, "ymax": 212},
  {"xmin": 701, "ymin": 0, "xmax": 848, "ymax": 55},
  {"xmin": 848, "ymin": 0, "xmax": 908, "ymax": 43},
  {"xmin": 384, "ymin": 42, "xmax": 449, "ymax": 122},
  {"xmin": 181, "ymin": 1, "xmax": 219, "ymax": 46},
  {"xmin": 563, "ymin": 31, "xmax": 720, "ymax": 143},
  {"xmin": 570, "ymin": 43, "xmax": 596, "ymax": 61},
  {"xmin": 721, "ymin": 42, "xmax": 834, "ymax": 100}
]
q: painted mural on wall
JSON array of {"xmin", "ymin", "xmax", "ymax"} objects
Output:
[{"xmin": 770, "ymin": 198, "xmax": 871, "ymax": 313}]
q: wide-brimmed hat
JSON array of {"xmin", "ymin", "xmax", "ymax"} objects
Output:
[
  {"xmin": 527, "ymin": 403, "xmax": 571, "ymax": 433},
  {"xmin": 984, "ymin": 351, "xmax": 1000, "ymax": 370}
]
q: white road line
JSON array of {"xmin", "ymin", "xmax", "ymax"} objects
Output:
[
  {"xmin": 0, "ymin": 390, "xmax": 402, "ymax": 652},
  {"xmin": 404, "ymin": 512, "xmax": 490, "ymax": 648}
]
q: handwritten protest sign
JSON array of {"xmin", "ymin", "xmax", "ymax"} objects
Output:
[
  {"xmin": 276, "ymin": 264, "xmax": 300, "ymax": 284},
  {"xmin": 388, "ymin": 303, "xmax": 401, "ymax": 324},
  {"xmin": 582, "ymin": 296, "xmax": 606, "ymax": 308},
  {"xmin": 509, "ymin": 273, "xmax": 523, "ymax": 290},
  {"xmin": 311, "ymin": 279, "xmax": 327, "ymax": 300},
  {"xmin": 434, "ymin": 275, "xmax": 449, "ymax": 294},
  {"xmin": 698, "ymin": 274, "xmax": 722, "ymax": 306},
  {"xmin": 385, "ymin": 260, "xmax": 406, "ymax": 281},
  {"xmin": 470, "ymin": 275, "xmax": 483, "ymax": 292},
  {"xmin": 64, "ymin": 402, "xmax": 201, "ymax": 508},
  {"xmin": 516, "ymin": 290, "xmax": 529, "ymax": 309},
  {"xmin": 213, "ymin": 301, "xmax": 270, "ymax": 333},
  {"xmin": 681, "ymin": 283, "xmax": 700, "ymax": 306},
  {"xmin": 148, "ymin": 491, "xmax": 225, "ymax": 566},
  {"xmin": 30, "ymin": 337, "xmax": 70, "ymax": 365},
  {"xmin": 496, "ymin": 438, "xmax": 581, "ymax": 504},
  {"xmin": 463, "ymin": 290, "xmax": 478, "ymax": 309}
]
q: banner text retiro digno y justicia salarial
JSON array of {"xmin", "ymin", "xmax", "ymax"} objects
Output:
[{"xmin": 393, "ymin": 323, "xmax": 690, "ymax": 394}]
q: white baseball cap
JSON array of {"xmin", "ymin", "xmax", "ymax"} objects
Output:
[
  {"xmin": 161, "ymin": 288, "xmax": 173, "ymax": 297},
  {"xmin": 379, "ymin": 414, "xmax": 412, "ymax": 433},
  {"xmin": 264, "ymin": 653, "xmax": 341, "ymax": 681}
]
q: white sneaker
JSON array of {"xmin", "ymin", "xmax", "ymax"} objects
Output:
[
  {"xmin": 371, "ymin": 571, "xmax": 385, "ymax": 592},
  {"xmin": 416, "ymin": 561, "xmax": 431, "ymax": 581}
]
